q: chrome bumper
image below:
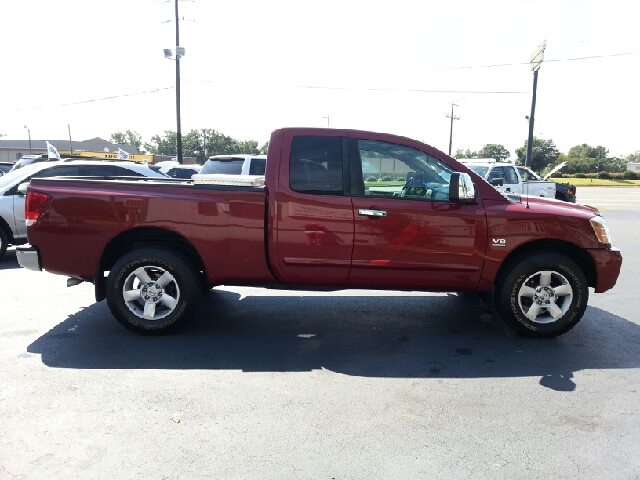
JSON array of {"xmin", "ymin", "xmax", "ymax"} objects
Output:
[{"xmin": 16, "ymin": 245, "xmax": 42, "ymax": 272}]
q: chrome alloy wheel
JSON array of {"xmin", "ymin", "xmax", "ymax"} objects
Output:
[
  {"xmin": 122, "ymin": 266, "xmax": 180, "ymax": 321},
  {"xmin": 517, "ymin": 270, "xmax": 574, "ymax": 324}
]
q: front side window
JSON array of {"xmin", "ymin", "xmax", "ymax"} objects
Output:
[
  {"xmin": 289, "ymin": 136, "xmax": 343, "ymax": 194},
  {"xmin": 503, "ymin": 166, "xmax": 519, "ymax": 184},
  {"xmin": 517, "ymin": 166, "xmax": 541, "ymax": 181},
  {"xmin": 352, "ymin": 139, "xmax": 454, "ymax": 201}
]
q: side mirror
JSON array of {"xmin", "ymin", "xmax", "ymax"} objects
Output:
[
  {"xmin": 17, "ymin": 182, "xmax": 30, "ymax": 195},
  {"xmin": 450, "ymin": 173, "xmax": 476, "ymax": 202},
  {"xmin": 489, "ymin": 178, "xmax": 504, "ymax": 187}
]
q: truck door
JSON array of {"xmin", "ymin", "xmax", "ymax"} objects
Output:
[
  {"xmin": 272, "ymin": 134, "xmax": 354, "ymax": 286},
  {"xmin": 488, "ymin": 166, "xmax": 520, "ymax": 194},
  {"xmin": 347, "ymin": 136, "xmax": 486, "ymax": 291}
]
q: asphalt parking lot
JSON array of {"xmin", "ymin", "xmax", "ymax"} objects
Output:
[{"xmin": 1, "ymin": 186, "xmax": 638, "ymax": 479}]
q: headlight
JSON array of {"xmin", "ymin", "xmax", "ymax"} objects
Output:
[{"xmin": 590, "ymin": 216, "xmax": 611, "ymax": 244}]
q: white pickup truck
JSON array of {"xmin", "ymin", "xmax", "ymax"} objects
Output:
[
  {"xmin": 460, "ymin": 158, "xmax": 556, "ymax": 198},
  {"xmin": 200, "ymin": 154, "xmax": 266, "ymax": 176}
]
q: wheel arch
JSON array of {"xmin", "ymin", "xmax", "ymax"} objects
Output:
[
  {"xmin": 495, "ymin": 239, "xmax": 597, "ymax": 291},
  {"xmin": 99, "ymin": 226, "xmax": 206, "ymax": 281},
  {"xmin": 0, "ymin": 216, "xmax": 15, "ymax": 244}
]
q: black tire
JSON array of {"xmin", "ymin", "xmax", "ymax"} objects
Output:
[
  {"xmin": 106, "ymin": 248, "xmax": 202, "ymax": 335},
  {"xmin": 495, "ymin": 253, "xmax": 588, "ymax": 338},
  {"xmin": 0, "ymin": 228, "xmax": 8, "ymax": 261}
]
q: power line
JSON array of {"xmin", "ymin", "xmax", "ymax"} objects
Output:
[
  {"xmin": 184, "ymin": 79, "xmax": 529, "ymax": 94},
  {"xmin": 3, "ymin": 87, "xmax": 174, "ymax": 112},
  {"xmin": 400, "ymin": 51, "xmax": 640, "ymax": 73}
]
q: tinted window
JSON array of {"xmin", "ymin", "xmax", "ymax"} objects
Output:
[
  {"xmin": 249, "ymin": 158, "xmax": 266, "ymax": 175},
  {"xmin": 78, "ymin": 165, "xmax": 119, "ymax": 176},
  {"xmin": 201, "ymin": 160, "xmax": 244, "ymax": 175},
  {"xmin": 168, "ymin": 168, "xmax": 198, "ymax": 179},
  {"xmin": 503, "ymin": 166, "xmax": 519, "ymax": 184},
  {"xmin": 33, "ymin": 166, "xmax": 80, "ymax": 178},
  {"xmin": 289, "ymin": 136, "xmax": 343, "ymax": 194},
  {"xmin": 351, "ymin": 139, "xmax": 454, "ymax": 201},
  {"xmin": 118, "ymin": 167, "xmax": 145, "ymax": 177}
]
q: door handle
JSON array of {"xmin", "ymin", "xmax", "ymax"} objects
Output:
[{"xmin": 358, "ymin": 209, "xmax": 387, "ymax": 217}]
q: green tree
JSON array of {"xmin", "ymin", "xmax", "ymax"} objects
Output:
[
  {"xmin": 238, "ymin": 140, "xmax": 259, "ymax": 154},
  {"xmin": 454, "ymin": 148, "xmax": 476, "ymax": 159},
  {"xmin": 454, "ymin": 145, "xmax": 509, "ymax": 162},
  {"xmin": 477, "ymin": 144, "xmax": 510, "ymax": 162},
  {"xmin": 143, "ymin": 128, "xmax": 265, "ymax": 162},
  {"xmin": 626, "ymin": 151, "xmax": 640, "ymax": 163},
  {"xmin": 259, "ymin": 142, "xmax": 269, "ymax": 155},
  {"xmin": 515, "ymin": 137, "xmax": 560, "ymax": 172},
  {"xmin": 561, "ymin": 144, "xmax": 619, "ymax": 174},
  {"xmin": 144, "ymin": 131, "xmax": 178, "ymax": 156},
  {"xmin": 110, "ymin": 130, "xmax": 143, "ymax": 151}
]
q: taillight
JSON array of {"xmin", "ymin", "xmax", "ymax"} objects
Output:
[{"xmin": 25, "ymin": 191, "xmax": 51, "ymax": 227}]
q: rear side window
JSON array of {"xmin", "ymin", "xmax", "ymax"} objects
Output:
[
  {"xmin": 201, "ymin": 160, "xmax": 244, "ymax": 175},
  {"xmin": 118, "ymin": 167, "xmax": 145, "ymax": 177},
  {"xmin": 33, "ymin": 166, "xmax": 80, "ymax": 178},
  {"xmin": 289, "ymin": 136, "xmax": 343, "ymax": 194},
  {"xmin": 78, "ymin": 165, "xmax": 120, "ymax": 176},
  {"xmin": 248, "ymin": 158, "xmax": 266, "ymax": 175}
]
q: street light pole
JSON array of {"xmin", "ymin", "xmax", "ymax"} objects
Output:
[
  {"xmin": 174, "ymin": 0, "xmax": 183, "ymax": 164},
  {"xmin": 24, "ymin": 125, "xmax": 31, "ymax": 155},
  {"xmin": 524, "ymin": 69, "xmax": 538, "ymax": 168}
]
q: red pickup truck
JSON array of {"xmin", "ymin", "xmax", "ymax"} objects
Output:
[{"xmin": 17, "ymin": 128, "xmax": 622, "ymax": 338}]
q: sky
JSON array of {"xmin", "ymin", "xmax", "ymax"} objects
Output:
[{"xmin": 1, "ymin": 0, "xmax": 638, "ymax": 160}]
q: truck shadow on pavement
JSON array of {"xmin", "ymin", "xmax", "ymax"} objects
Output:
[{"xmin": 27, "ymin": 289, "xmax": 640, "ymax": 388}]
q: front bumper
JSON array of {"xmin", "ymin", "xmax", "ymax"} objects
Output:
[
  {"xmin": 16, "ymin": 245, "xmax": 42, "ymax": 272},
  {"xmin": 588, "ymin": 247, "xmax": 622, "ymax": 293}
]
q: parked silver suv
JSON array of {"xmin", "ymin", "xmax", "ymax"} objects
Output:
[{"xmin": 0, "ymin": 159, "xmax": 167, "ymax": 260}]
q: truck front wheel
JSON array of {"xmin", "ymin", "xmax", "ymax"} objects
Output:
[
  {"xmin": 496, "ymin": 253, "xmax": 588, "ymax": 338},
  {"xmin": 106, "ymin": 248, "xmax": 202, "ymax": 335}
]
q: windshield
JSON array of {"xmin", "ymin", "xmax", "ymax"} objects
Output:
[
  {"xmin": 466, "ymin": 165, "xmax": 489, "ymax": 178},
  {"xmin": 200, "ymin": 160, "xmax": 244, "ymax": 175}
]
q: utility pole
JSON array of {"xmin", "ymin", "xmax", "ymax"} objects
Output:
[
  {"xmin": 174, "ymin": 0, "xmax": 183, "ymax": 164},
  {"xmin": 24, "ymin": 125, "xmax": 31, "ymax": 155},
  {"xmin": 525, "ymin": 40, "xmax": 546, "ymax": 168},
  {"xmin": 444, "ymin": 102, "xmax": 460, "ymax": 156},
  {"xmin": 323, "ymin": 115, "xmax": 330, "ymax": 127},
  {"xmin": 68, "ymin": 124, "xmax": 73, "ymax": 154}
]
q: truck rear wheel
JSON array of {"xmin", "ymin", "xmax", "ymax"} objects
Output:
[
  {"xmin": 106, "ymin": 248, "xmax": 202, "ymax": 335},
  {"xmin": 496, "ymin": 253, "xmax": 588, "ymax": 338}
]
